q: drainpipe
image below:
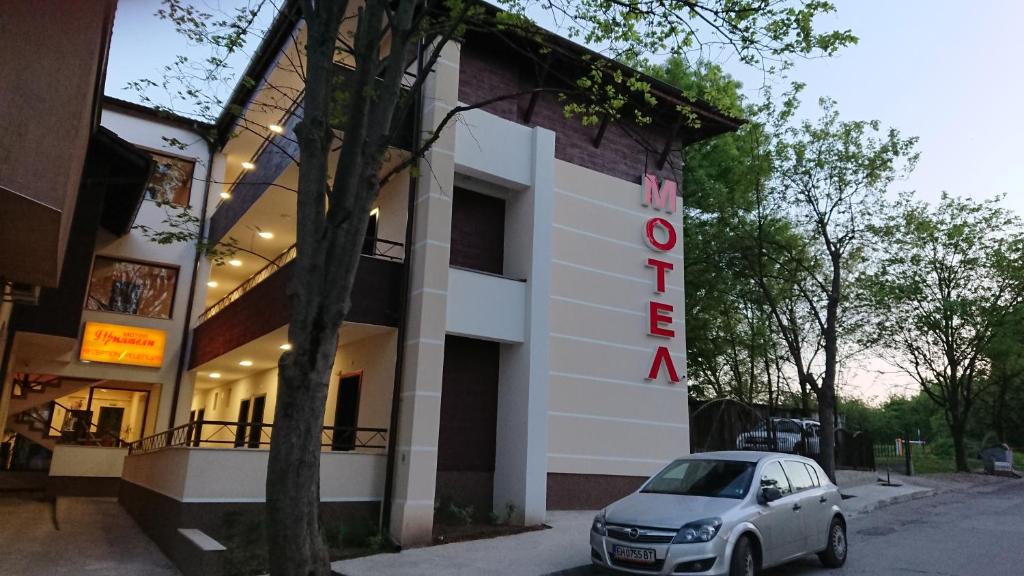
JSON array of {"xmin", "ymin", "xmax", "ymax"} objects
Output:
[
  {"xmin": 167, "ymin": 138, "xmax": 217, "ymax": 429},
  {"xmin": 380, "ymin": 38, "xmax": 425, "ymax": 544}
]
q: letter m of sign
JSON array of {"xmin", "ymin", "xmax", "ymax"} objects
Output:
[{"xmin": 642, "ymin": 174, "xmax": 677, "ymax": 214}]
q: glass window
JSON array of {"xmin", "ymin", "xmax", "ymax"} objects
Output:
[
  {"xmin": 86, "ymin": 257, "xmax": 178, "ymax": 319},
  {"xmin": 760, "ymin": 461, "xmax": 792, "ymax": 495},
  {"xmin": 776, "ymin": 420, "xmax": 802, "ymax": 434},
  {"xmin": 642, "ymin": 459, "xmax": 756, "ymax": 499},
  {"xmin": 804, "ymin": 463, "xmax": 821, "ymax": 487},
  {"xmin": 783, "ymin": 460, "xmax": 815, "ymax": 492},
  {"xmin": 144, "ymin": 151, "xmax": 194, "ymax": 206}
]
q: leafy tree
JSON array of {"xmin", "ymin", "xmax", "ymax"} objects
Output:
[
  {"xmin": 750, "ymin": 96, "xmax": 918, "ymax": 480},
  {"xmin": 137, "ymin": 1, "xmax": 856, "ymax": 574},
  {"xmin": 861, "ymin": 193, "xmax": 1024, "ymax": 471}
]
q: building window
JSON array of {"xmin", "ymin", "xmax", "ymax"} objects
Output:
[
  {"xmin": 144, "ymin": 151, "xmax": 194, "ymax": 206},
  {"xmin": 85, "ymin": 256, "xmax": 178, "ymax": 319}
]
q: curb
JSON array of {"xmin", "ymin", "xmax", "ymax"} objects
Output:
[{"xmin": 846, "ymin": 488, "xmax": 935, "ymax": 518}]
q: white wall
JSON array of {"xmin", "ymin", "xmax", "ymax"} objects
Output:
[
  {"xmin": 122, "ymin": 447, "xmax": 385, "ymax": 502},
  {"xmin": 445, "ymin": 268, "xmax": 526, "ymax": 343},
  {"xmin": 10, "ymin": 107, "xmax": 215, "ymax": 433},
  {"xmin": 49, "ymin": 445, "xmax": 128, "ymax": 477},
  {"xmin": 547, "ymin": 160, "xmax": 689, "ymax": 478},
  {"xmin": 190, "ymin": 329, "xmax": 397, "ymax": 446}
]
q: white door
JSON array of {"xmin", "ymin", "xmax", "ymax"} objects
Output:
[{"xmin": 782, "ymin": 459, "xmax": 827, "ymax": 553}]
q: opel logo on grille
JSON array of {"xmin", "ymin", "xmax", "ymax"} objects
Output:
[{"xmin": 627, "ymin": 527, "xmax": 640, "ymax": 540}]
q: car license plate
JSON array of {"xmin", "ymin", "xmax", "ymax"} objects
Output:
[{"xmin": 612, "ymin": 544, "xmax": 656, "ymax": 565}]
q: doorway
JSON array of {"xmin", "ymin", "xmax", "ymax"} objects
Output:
[
  {"xmin": 234, "ymin": 399, "xmax": 251, "ymax": 448},
  {"xmin": 96, "ymin": 406, "xmax": 125, "ymax": 440},
  {"xmin": 332, "ymin": 373, "xmax": 361, "ymax": 451},
  {"xmin": 248, "ymin": 396, "xmax": 267, "ymax": 448},
  {"xmin": 435, "ymin": 336, "xmax": 500, "ymax": 518}
]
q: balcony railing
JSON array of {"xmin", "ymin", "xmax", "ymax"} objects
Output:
[
  {"xmin": 128, "ymin": 419, "xmax": 388, "ymax": 455},
  {"xmin": 198, "ymin": 237, "xmax": 404, "ymax": 324}
]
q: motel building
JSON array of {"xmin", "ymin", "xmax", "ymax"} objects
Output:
[{"xmin": 0, "ymin": 2, "xmax": 739, "ymax": 572}]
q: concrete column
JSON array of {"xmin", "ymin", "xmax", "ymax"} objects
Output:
[
  {"xmin": 494, "ymin": 126, "xmax": 555, "ymax": 525},
  {"xmin": 389, "ymin": 41, "xmax": 460, "ymax": 546}
]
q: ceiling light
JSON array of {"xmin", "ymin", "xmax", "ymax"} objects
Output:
[
  {"xmin": 239, "ymin": 360, "xmax": 253, "ymax": 367},
  {"xmin": 220, "ymin": 191, "xmax": 232, "ymax": 200},
  {"xmin": 228, "ymin": 259, "xmax": 242, "ymax": 267},
  {"xmin": 269, "ymin": 124, "xmax": 284, "ymax": 134},
  {"xmin": 241, "ymin": 161, "xmax": 256, "ymax": 170},
  {"xmin": 209, "ymin": 372, "xmax": 221, "ymax": 379},
  {"xmin": 279, "ymin": 343, "xmax": 292, "ymax": 351},
  {"xmin": 207, "ymin": 281, "xmax": 218, "ymax": 288},
  {"xmin": 257, "ymin": 230, "xmax": 274, "ymax": 239}
]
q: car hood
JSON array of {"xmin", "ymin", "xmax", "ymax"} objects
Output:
[{"xmin": 605, "ymin": 492, "xmax": 742, "ymax": 529}]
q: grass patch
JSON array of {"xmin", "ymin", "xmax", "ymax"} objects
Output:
[{"xmin": 875, "ymin": 446, "xmax": 984, "ymax": 475}]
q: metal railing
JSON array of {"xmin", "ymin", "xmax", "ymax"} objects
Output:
[
  {"xmin": 198, "ymin": 237, "xmax": 404, "ymax": 324},
  {"xmin": 128, "ymin": 419, "xmax": 388, "ymax": 455},
  {"xmin": 20, "ymin": 402, "xmax": 130, "ymax": 448}
]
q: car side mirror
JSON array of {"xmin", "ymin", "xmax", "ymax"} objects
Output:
[{"xmin": 760, "ymin": 486, "xmax": 783, "ymax": 504}]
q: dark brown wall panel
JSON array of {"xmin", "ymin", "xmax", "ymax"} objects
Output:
[
  {"xmin": 547, "ymin": 473, "xmax": 648, "ymax": 510},
  {"xmin": 450, "ymin": 188, "xmax": 505, "ymax": 275},
  {"xmin": 189, "ymin": 255, "xmax": 403, "ymax": 368}
]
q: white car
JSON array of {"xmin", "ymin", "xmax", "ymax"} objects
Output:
[
  {"xmin": 735, "ymin": 418, "xmax": 821, "ymax": 455},
  {"xmin": 591, "ymin": 451, "xmax": 847, "ymax": 576}
]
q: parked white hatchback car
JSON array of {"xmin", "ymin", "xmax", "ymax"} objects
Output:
[{"xmin": 590, "ymin": 451, "xmax": 847, "ymax": 576}]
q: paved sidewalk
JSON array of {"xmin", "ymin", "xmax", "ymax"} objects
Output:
[
  {"xmin": 0, "ymin": 494, "xmax": 179, "ymax": 576},
  {"xmin": 333, "ymin": 471, "xmax": 1014, "ymax": 576}
]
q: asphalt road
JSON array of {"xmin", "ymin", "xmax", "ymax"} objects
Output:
[{"xmin": 765, "ymin": 479, "xmax": 1024, "ymax": 576}]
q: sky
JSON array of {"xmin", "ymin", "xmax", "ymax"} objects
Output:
[{"xmin": 106, "ymin": 1, "xmax": 1023, "ymax": 402}]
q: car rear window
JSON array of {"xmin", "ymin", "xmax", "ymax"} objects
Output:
[{"xmin": 642, "ymin": 460, "xmax": 755, "ymax": 499}]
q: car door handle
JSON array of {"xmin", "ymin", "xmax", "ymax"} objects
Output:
[
  {"xmin": 792, "ymin": 503, "xmax": 802, "ymax": 511},
  {"xmin": 819, "ymin": 496, "xmax": 828, "ymax": 503}
]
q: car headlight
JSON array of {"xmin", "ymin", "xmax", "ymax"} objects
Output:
[
  {"xmin": 671, "ymin": 518, "xmax": 722, "ymax": 544},
  {"xmin": 592, "ymin": 511, "xmax": 607, "ymax": 536}
]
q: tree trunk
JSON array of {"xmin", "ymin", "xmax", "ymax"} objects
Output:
[
  {"xmin": 950, "ymin": 419, "xmax": 970, "ymax": 473},
  {"xmin": 266, "ymin": 329, "xmax": 338, "ymax": 576},
  {"xmin": 817, "ymin": 383, "xmax": 837, "ymax": 482}
]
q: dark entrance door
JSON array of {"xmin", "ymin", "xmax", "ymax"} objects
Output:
[
  {"xmin": 96, "ymin": 406, "xmax": 124, "ymax": 440},
  {"xmin": 332, "ymin": 374, "xmax": 361, "ymax": 451},
  {"xmin": 435, "ymin": 335, "xmax": 500, "ymax": 519},
  {"xmin": 191, "ymin": 408, "xmax": 205, "ymax": 447},
  {"xmin": 234, "ymin": 399, "xmax": 251, "ymax": 448},
  {"xmin": 248, "ymin": 396, "xmax": 266, "ymax": 448},
  {"xmin": 362, "ymin": 210, "xmax": 379, "ymax": 255}
]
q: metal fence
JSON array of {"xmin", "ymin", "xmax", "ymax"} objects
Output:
[
  {"xmin": 690, "ymin": 400, "xmax": 876, "ymax": 471},
  {"xmin": 128, "ymin": 420, "xmax": 388, "ymax": 455}
]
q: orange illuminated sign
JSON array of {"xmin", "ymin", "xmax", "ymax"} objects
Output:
[{"xmin": 79, "ymin": 322, "xmax": 166, "ymax": 368}]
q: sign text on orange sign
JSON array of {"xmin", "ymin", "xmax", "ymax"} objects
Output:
[{"xmin": 79, "ymin": 321, "xmax": 166, "ymax": 368}]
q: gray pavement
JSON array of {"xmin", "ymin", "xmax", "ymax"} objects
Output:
[
  {"xmin": 332, "ymin": 473, "xmax": 1022, "ymax": 576},
  {"xmin": 0, "ymin": 494, "xmax": 180, "ymax": 576}
]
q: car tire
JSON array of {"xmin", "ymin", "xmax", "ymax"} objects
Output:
[
  {"xmin": 730, "ymin": 535, "xmax": 757, "ymax": 576},
  {"xmin": 818, "ymin": 516, "xmax": 848, "ymax": 568}
]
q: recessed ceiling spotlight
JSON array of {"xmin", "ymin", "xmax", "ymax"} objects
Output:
[
  {"xmin": 241, "ymin": 161, "xmax": 256, "ymax": 170},
  {"xmin": 228, "ymin": 259, "xmax": 242, "ymax": 267},
  {"xmin": 239, "ymin": 360, "xmax": 253, "ymax": 367},
  {"xmin": 269, "ymin": 124, "xmax": 284, "ymax": 134},
  {"xmin": 209, "ymin": 372, "xmax": 221, "ymax": 379},
  {"xmin": 257, "ymin": 230, "xmax": 274, "ymax": 239},
  {"xmin": 279, "ymin": 343, "xmax": 292, "ymax": 351},
  {"xmin": 220, "ymin": 191, "xmax": 232, "ymax": 199},
  {"xmin": 207, "ymin": 280, "xmax": 218, "ymax": 288}
]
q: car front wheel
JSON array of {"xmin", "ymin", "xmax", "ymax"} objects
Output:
[
  {"xmin": 730, "ymin": 536, "xmax": 757, "ymax": 576},
  {"xmin": 818, "ymin": 516, "xmax": 848, "ymax": 568}
]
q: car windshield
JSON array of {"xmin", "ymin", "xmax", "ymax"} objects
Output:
[{"xmin": 641, "ymin": 459, "xmax": 755, "ymax": 499}]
